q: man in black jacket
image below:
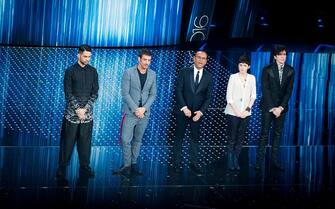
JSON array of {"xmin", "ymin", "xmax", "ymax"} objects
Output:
[
  {"xmin": 56, "ymin": 45, "xmax": 99, "ymax": 178},
  {"xmin": 171, "ymin": 50, "xmax": 213, "ymax": 176},
  {"xmin": 255, "ymin": 45, "xmax": 294, "ymax": 171}
]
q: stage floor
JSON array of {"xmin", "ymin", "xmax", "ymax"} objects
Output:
[{"xmin": 0, "ymin": 146, "xmax": 334, "ymax": 208}]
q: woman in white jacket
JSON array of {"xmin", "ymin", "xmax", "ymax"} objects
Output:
[{"xmin": 224, "ymin": 55, "xmax": 256, "ymax": 170}]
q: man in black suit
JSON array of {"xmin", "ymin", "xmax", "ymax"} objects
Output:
[
  {"xmin": 171, "ymin": 50, "xmax": 213, "ymax": 176},
  {"xmin": 255, "ymin": 45, "xmax": 294, "ymax": 171}
]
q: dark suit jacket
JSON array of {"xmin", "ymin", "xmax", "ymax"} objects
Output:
[
  {"xmin": 175, "ymin": 67, "xmax": 212, "ymax": 114},
  {"xmin": 260, "ymin": 63, "xmax": 294, "ymax": 113}
]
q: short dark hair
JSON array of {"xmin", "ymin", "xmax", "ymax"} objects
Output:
[
  {"xmin": 138, "ymin": 48, "xmax": 152, "ymax": 58},
  {"xmin": 238, "ymin": 55, "xmax": 250, "ymax": 65},
  {"xmin": 273, "ymin": 44, "xmax": 286, "ymax": 56},
  {"xmin": 78, "ymin": 45, "xmax": 92, "ymax": 53}
]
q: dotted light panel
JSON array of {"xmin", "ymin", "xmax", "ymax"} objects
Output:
[
  {"xmin": 0, "ymin": 47, "xmax": 333, "ymax": 150},
  {"xmin": 0, "ymin": 47, "xmax": 234, "ymax": 147}
]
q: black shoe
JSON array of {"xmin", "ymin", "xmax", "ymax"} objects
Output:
[
  {"xmin": 190, "ymin": 164, "xmax": 204, "ymax": 176},
  {"xmin": 113, "ymin": 166, "xmax": 131, "ymax": 176},
  {"xmin": 272, "ymin": 162, "xmax": 285, "ymax": 171},
  {"xmin": 131, "ymin": 164, "xmax": 143, "ymax": 176},
  {"xmin": 79, "ymin": 166, "xmax": 95, "ymax": 178},
  {"xmin": 56, "ymin": 166, "xmax": 66, "ymax": 178}
]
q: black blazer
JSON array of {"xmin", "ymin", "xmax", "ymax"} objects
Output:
[
  {"xmin": 260, "ymin": 63, "xmax": 294, "ymax": 113},
  {"xmin": 175, "ymin": 67, "xmax": 213, "ymax": 114}
]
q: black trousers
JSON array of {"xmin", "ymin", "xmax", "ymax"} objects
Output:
[
  {"xmin": 227, "ymin": 115, "xmax": 250, "ymax": 156},
  {"xmin": 256, "ymin": 110, "xmax": 286, "ymax": 164},
  {"xmin": 58, "ymin": 119, "xmax": 93, "ymax": 168},
  {"xmin": 172, "ymin": 112, "xmax": 202, "ymax": 167}
]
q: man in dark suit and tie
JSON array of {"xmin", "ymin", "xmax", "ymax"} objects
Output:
[
  {"xmin": 171, "ymin": 50, "xmax": 213, "ymax": 176},
  {"xmin": 255, "ymin": 45, "xmax": 294, "ymax": 171}
]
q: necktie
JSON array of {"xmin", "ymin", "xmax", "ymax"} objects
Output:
[
  {"xmin": 195, "ymin": 71, "xmax": 200, "ymax": 89},
  {"xmin": 279, "ymin": 65, "xmax": 283, "ymax": 85}
]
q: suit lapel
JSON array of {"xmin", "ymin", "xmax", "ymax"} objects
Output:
[
  {"xmin": 189, "ymin": 68, "xmax": 195, "ymax": 93},
  {"xmin": 133, "ymin": 67, "xmax": 141, "ymax": 89},
  {"xmin": 143, "ymin": 69, "xmax": 151, "ymax": 90},
  {"xmin": 272, "ymin": 65, "xmax": 281, "ymax": 87},
  {"xmin": 195, "ymin": 71, "xmax": 206, "ymax": 94},
  {"xmin": 281, "ymin": 66, "xmax": 288, "ymax": 86}
]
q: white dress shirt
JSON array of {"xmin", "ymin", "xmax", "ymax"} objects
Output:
[
  {"xmin": 180, "ymin": 66, "xmax": 204, "ymax": 113},
  {"xmin": 193, "ymin": 66, "xmax": 203, "ymax": 83},
  {"xmin": 224, "ymin": 73, "xmax": 257, "ymax": 116}
]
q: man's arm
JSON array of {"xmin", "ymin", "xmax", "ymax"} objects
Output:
[
  {"xmin": 175, "ymin": 69, "xmax": 187, "ymax": 109},
  {"xmin": 64, "ymin": 69, "xmax": 80, "ymax": 110},
  {"xmin": 261, "ymin": 67, "xmax": 275, "ymax": 111},
  {"xmin": 121, "ymin": 70, "xmax": 138, "ymax": 113},
  {"xmin": 280, "ymin": 69, "xmax": 294, "ymax": 110},
  {"xmin": 199, "ymin": 73, "xmax": 213, "ymax": 114},
  {"xmin": 143, "ymin": 72, "xmax": 157, "ymax": 111},
  {"xmin": 84, "ymin": 69, "xmax": 99, "ymax": 112}
]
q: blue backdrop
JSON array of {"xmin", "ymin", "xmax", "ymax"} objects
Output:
[
  {"xmin": 0, "ymin": 0, "xmax": 183, "ymax": 47},
  {"xmin": 0, "ymin": 46, "xmax": 334, "ymax": 146}
]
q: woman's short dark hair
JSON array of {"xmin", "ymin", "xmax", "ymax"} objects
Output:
[{"xmin": 238, "ymin": 55, "xmax": 250, "ymax": 65}]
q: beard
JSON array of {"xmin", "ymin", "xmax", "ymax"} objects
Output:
[
  {"xmin": 79, "ymin": 60, "xmax": 88, "ymax": 66},
  {"xmin": 140, "ymin": 63, "xmax": 149, "ymax": 69}
]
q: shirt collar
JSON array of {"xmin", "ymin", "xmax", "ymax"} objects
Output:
[
  {"xmin": 76, "ymin": 62, "xmax": 87, "ymax": 69},
  {"xmin": 193, "ymin": 65, "xmax": 203, "ymax": 72},
  {"xmin": 277, "ymin": 63, "xmax": 284, "ymax": 70}
]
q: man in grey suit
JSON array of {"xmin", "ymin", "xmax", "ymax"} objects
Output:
[{"xmin": 113, "ymin": 49, "xmax": 157, "ymax": 176}]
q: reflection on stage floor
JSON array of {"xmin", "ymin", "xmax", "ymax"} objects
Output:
[{"xmin": 0, "ymin": 146, "xmax": 334, "ymax": 208}]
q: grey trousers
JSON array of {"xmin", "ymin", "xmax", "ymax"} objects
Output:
[{"xmin": 121, "ymin": 114, "xmax": 149, "ymax": 167}]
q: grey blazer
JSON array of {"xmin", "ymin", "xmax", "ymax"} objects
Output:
[{"xmin": 121, "ymin": 65, "xmax": 157, "ymax": 116}]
